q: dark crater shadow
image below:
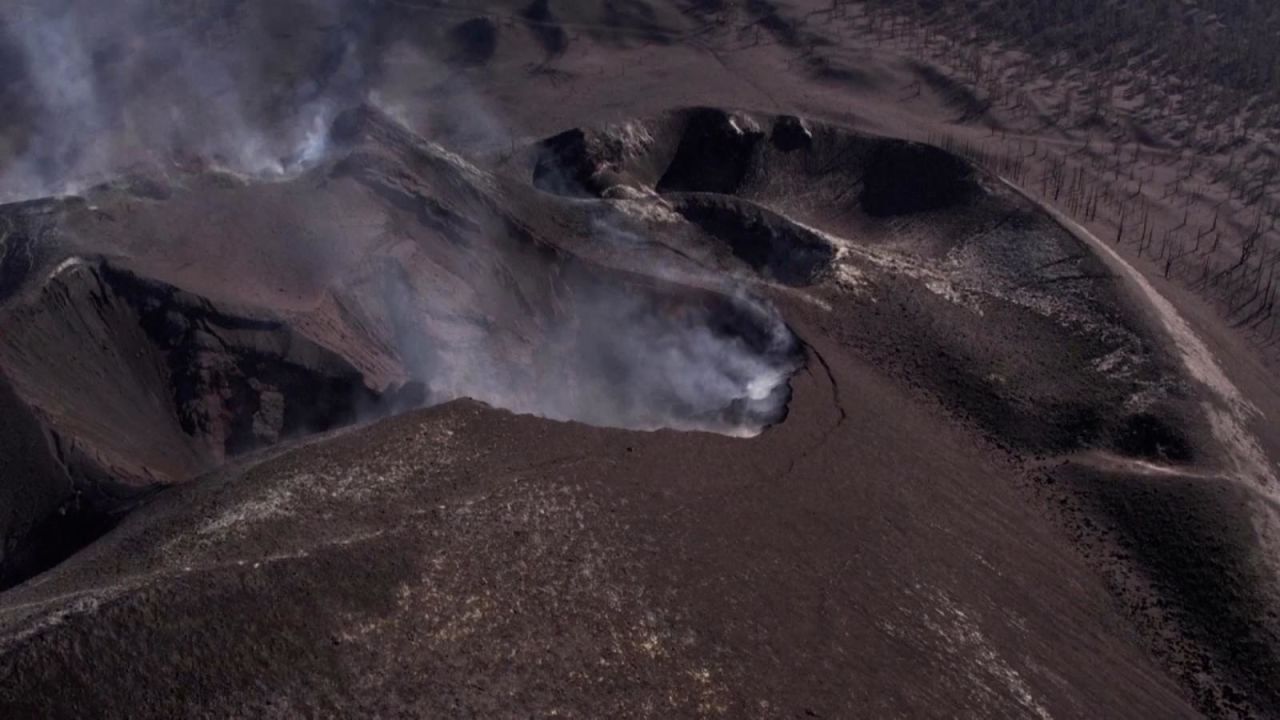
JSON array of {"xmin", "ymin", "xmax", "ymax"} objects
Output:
[
  {"xmin": 657, "ymin": 108, "xmax": 764, "ymax": 195},
  {"xmin": 769, "ymin": 115, "xmax": 813, "ymax": 152},
  {"xmin": 531, "ymin": 107, "xmax": 982, "ymax": 230},
  {"xmin": 99, "ymin": 264, "xmax": 407, "ymax": 454},
  {"xmin": 446, "ymin": 17, "xmax": 498, "ymax": 67},
  {"xmin": 0, "ymin": 490, "xmax": 135, "ymax": 593},
  {"xmin": 0, "ymin": 369, "xmax": 132, "ymax": 593},
  {"xmin": 858, "ymin": 140, "xmax": 977, "ymax": 217}
]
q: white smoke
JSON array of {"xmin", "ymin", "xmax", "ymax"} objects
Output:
[
  {"xmin": 0, "ymin": 1, "xmax": 356, "ymax": 201},
  {"xmin": 347, "ymin": 179, "xmax": 801, "ymax": 436},
  {"xmin": 0, "ymin": 0, "xmax": 802, "ymax": 437}
]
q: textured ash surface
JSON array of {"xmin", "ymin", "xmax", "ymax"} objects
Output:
[{"xmin": 1, "ymin": 2, "xmax": 1279, "ymax": 718}]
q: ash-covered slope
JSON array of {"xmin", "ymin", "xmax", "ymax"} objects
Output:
[
  {"xmin": 0, "ymin": 104, "xmax": 1276, "ymax": 718},
  {"xmin": 0, "ymin": 377, "xmax": 1196, "ymax": 719},
  {"xmin": 533, "ymin": 108, "xmax": 1280, "ymax": 717}
]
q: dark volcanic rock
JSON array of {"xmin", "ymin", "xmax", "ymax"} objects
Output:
[
  {"xmin": 770, "ymin": 115, "xmax": 813, "ymax": 152},
  {"xmin": 532, "ymin": 128, "xmax": 602, "ymax": 197}
]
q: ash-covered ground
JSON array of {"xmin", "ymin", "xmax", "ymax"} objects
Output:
[{"xmin": 1, "ymin": 2, "xmax": 1279, "ymax": 718}]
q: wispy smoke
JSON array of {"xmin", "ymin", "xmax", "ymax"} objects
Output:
[
  {"xmin": 342, "ymin": 177, "xmax": 801, "ymax": 436},
  {"xmin": 0, "ymin": 0, "xmax": 801, "ymax": 436},
  {"xmin": 0, "ymin": 1, "xmax": 360, "ymax": 201},
  {"xmin": 536, "ymin": 282, "xmax": 798, "ymax": 435},
  {"xmin": 397, "ymin": 264, "xmax": 800, "ymax": 436}
]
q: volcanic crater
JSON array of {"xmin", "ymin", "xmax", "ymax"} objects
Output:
[{"xmin": 0, "ymin": 97, "xmax": 1276, "ymax": 718}]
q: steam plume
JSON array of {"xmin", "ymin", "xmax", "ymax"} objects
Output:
[{"xmin": 0, "ymin": 0, "xmax": 801, "ymax": 436}]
